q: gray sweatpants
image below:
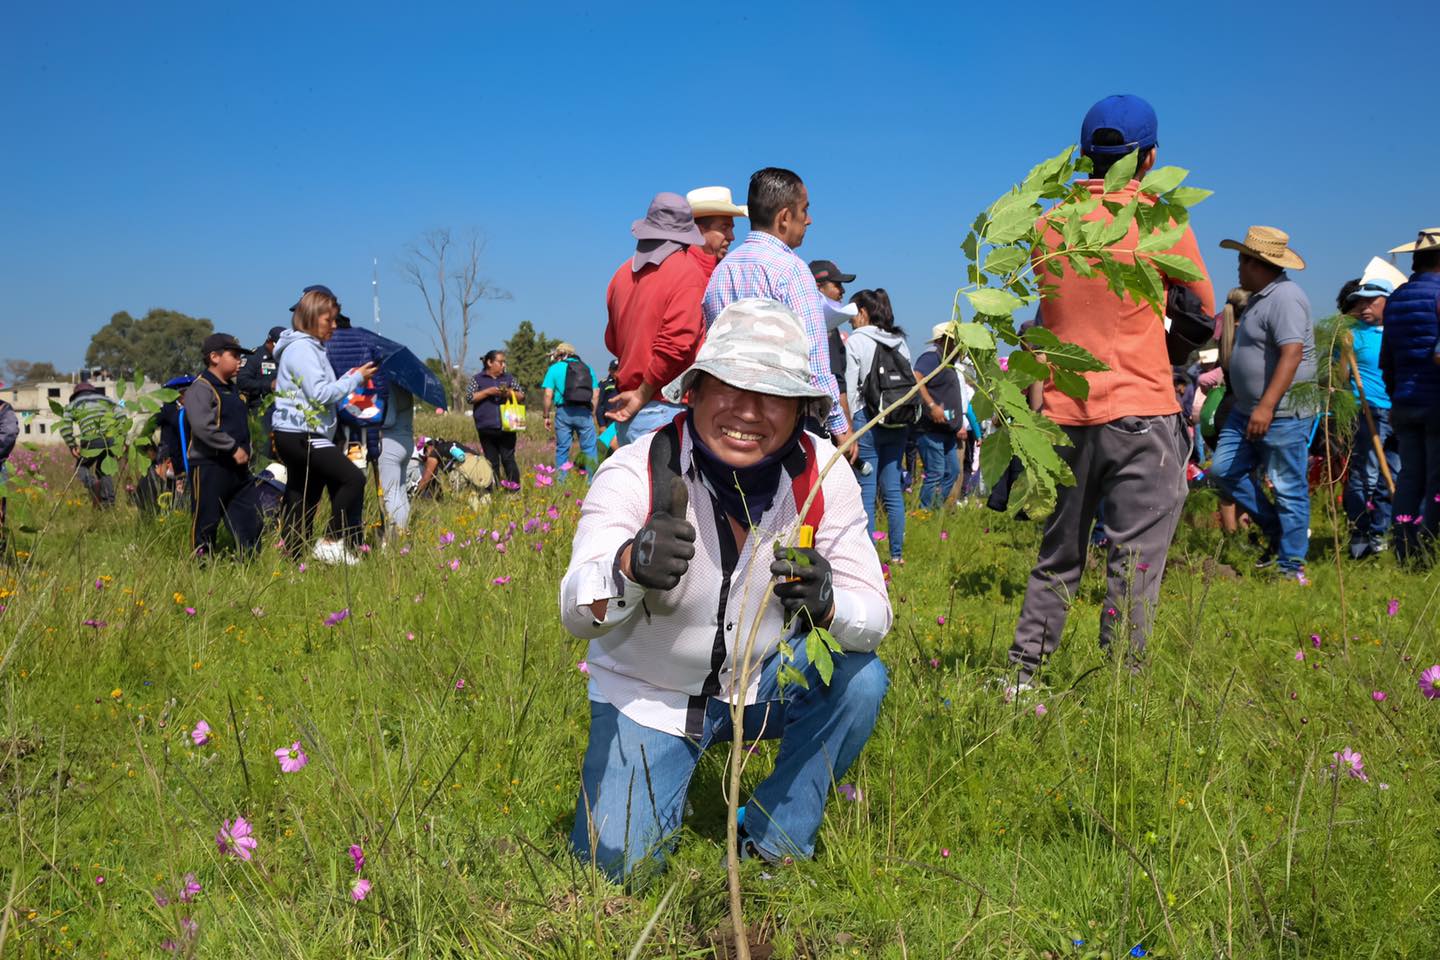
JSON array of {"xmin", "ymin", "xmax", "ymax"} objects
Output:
[
  {"xmin": 1010, "ymin": 414, "xmax": 1188, "ymax": 682},
  {"xmin": 378, "ymin": 435, "xmax": 412, "ymax": 532}
]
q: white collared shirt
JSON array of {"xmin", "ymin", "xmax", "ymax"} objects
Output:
[{"xmin": 558, "ymin": 425, "xmax": 892, "ymax": 737}]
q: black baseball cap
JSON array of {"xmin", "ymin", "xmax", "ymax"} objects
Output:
[
  {"xmin": 809, "ymin": 260, "xmax": 856, "ymax": 284},
  {"xmin": 267, "ymin": 325, "xmax": 286, "ymax": 342},
  {"xmin": 288, "ymin": 284, "xmax": 336, "ymax": 311},
  {"xmin": 201, "ymin": 333, "xmax": 253, "ymax": 358}
]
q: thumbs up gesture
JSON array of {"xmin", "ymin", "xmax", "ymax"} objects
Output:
[{"xmin": 626, "ymin": 477, "xmax": 696, "ymax": 591}]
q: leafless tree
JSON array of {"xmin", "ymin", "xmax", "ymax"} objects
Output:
[{"xmin": 399, "ymin": 228, "xmax": 510, "ymax": 406}]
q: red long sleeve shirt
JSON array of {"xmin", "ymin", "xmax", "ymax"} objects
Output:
[{"xmin": 604, "ymin": 250, "xmax": 708, "ymax": 393}]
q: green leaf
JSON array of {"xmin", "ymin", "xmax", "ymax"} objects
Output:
[
  {"xmin": 1137, "ymin": 221, "xmax": 1188, "ymax": 253},
  {"xmin": 48, "ymin": 399, "xmax": 65, "ymax": 417},
  {"xmin": 992, "ymin": 378, "xmax": 1032, "ymax": 420},
  {"xmin": 1050, "ymin": 365, "xmax": 1091, "ymax": 400},
  {"xmin": 964, "ymin": 288, "xmax": 1025, "ymax": 318},
  {"xmin": 983, "ymin": 245, "xmax": 1028, "ymax": 277},
  {"xmin": 1102, "ymin": 150, "xmax": 1139, "ymax": 194},
  {"xmin": 1132, "ymin": 257, "xmax": 1165, "ymax": 307},
  {"xmin": 1146, "ymin": 252, "xmax": 1206, "ymax": 283},
  {"xmin": 99, "ymin": 455, "xmax": 119, "ymax": 476},
  {"xmin": 1023, "ymin": 328, "xmax": 1108, "ymax": 373},
  {"xmin": 986, "ymin": 204, "xmax": 1038, "ymax": 245},
  {"xmin": 950, "ymin": 322, "xmax": 995, "ymax": 351},
  {"xmin": 969, "ymin": 386, "xmax": 995, "ymax": 424},
  {"xmin": 1167, "ymin": 186, "xmax": 1213, "ymax": 207},
  {"xmin": 1100, "ymin": 201, "xmax": 1138, "ymax": 244},
  {"xmin": 961, "ymin": 231, "xmax": 978, "ymax": 262},
  {"xmin": 778, "ymin": 664, "xmax": 809, "ymax": 691},
  {"xmin": 1019, "ymin": 145, "xmax": 1075, "ymax": 192},
  {"xmin": 805, "ymin": 629, "xmax": 835, "ymax": 686},
  {"xmin": 814, "ymin": 626, "xmax": 843, "ymax": 655},
  {"xmin": 979, "ymin": 423, "xmax": 1013, "ymax": 487},
  {"xmin": 1007, "ymin": 349, "xmax": 1049, "ymax": 385},
  {"xmin": 1065, "ymin": 252, "xmax": 1097, "ymax": 278},
  {"xmin": 1139, "ymin": 165, "xmax": 1188, "ymax": 195}
]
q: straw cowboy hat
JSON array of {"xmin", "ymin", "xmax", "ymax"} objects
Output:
[
  {"xmin": 1219, "ymin": 225, "xmax": 1306, "ymax": 270},
  {"xmin": 685, "ymin": 186, "xmax": 748, "ymax": 219},
  {"xmin": 1389, "ymin": 227, "xmax": 1440, "ymax": 255}
]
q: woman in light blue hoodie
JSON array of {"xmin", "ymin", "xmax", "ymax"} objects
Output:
[{"xmin": 272, "ymin": 286, "xmax": 377, "ymax": 565}]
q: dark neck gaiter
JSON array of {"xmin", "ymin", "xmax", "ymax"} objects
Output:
[{"xmin": 684, "ymin": 415, "xmax": 802, "ymax": 529}]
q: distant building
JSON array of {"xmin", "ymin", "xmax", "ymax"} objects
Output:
[{"xmin": 3, "ymin": 371, "xmax": 162, "ymax": 441}]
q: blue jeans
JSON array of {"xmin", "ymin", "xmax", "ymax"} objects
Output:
[
  {"xmin": 1211, "ymin": 410, "xmax": 1313, "ymax": 571},
  {"xmin": 571, "ymin": 642, "xmax": 888, "ymax": 881},
  {"xmin": 555, "ymin": 405, "xmax": 598, "ymax": 477},
  {"xmin": 854, "ymin": 410, "xmax": 908, "ymax": 558},
  {"xmin": 915, "ymin": 431, "xmax": 959, "ymax": 508},
  {"xmin": 614, "ymin": 400, "xmax": 686, "ymax": 447},
  {"xmin": 1343, "ymin": 406, "xmax": 1398, "ymax": 543}
]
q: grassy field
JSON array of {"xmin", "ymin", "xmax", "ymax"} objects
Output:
[{"xmin": 0, "ymin": 412, "xmax": 1436, "ymax": 958}]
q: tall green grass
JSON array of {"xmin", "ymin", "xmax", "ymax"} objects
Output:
[{"xmin": 0, "ymin": 415, "xmax": 1436, "ymax": 958}]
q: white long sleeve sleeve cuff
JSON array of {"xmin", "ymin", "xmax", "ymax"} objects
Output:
[
  {"xmin": 828, "ymin": 587, "xmax": 891, "ymax": 654},
  {"xmin": 560, "ymin": 555, "xmax": 647, "ymax": 638}
]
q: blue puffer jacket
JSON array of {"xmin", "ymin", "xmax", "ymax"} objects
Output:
[
  {"xmin": 1380, "ymin": 272, "xmax": 1440, "ymax": 409},
  {"xmin": 325, "ymin": 325, "xmax": 388, "ymax": 397},
  {"xmin": 273, "ymin": 330, "xmax": 365, "ymax": 435}
]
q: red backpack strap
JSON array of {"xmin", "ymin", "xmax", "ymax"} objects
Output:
[{"xmin": 782, "ymin": 433, "xmax": 825, "ymax": 532}]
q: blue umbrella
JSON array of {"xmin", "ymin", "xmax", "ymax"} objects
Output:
[{"xmin": 371, "ymin": 334, "xmax": 449, "ymax": 410}]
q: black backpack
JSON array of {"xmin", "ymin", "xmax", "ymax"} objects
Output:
[
  {"xmin": 562, "ymin": 357, "xmax": 594, "ymax": 406},
  {"xmin": 861, "ymin": 340, "xmax": 923, "ymax": 428}
]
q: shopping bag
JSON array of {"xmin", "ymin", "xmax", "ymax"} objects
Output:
[{"xmin": 500, "ymin": 391, "xmax": 527, "ymax": 432}]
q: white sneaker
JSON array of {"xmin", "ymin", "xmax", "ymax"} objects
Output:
[
  {"xmin": 1003, "ymin": 682, "xmax": 1034, "ymax": 703},
  {"xmin": 312, "ymin": 540, "xmax": 360, "ymax": 566}
]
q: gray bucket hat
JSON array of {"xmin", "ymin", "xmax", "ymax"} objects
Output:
[
  {"xmin": 679, "ymin": 298, "xmax": 831, "ymax": 420},
  {"xmin": 632, "ymin": 192, "xmax": 704, "ymax": 246}
]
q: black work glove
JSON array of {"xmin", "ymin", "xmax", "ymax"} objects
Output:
[
  {"xmin": 627, "ymin": 477, "xmax": 696, "ymax": 591},
  {"xmin": 769, "ymin": 543, "xmax": 835, "ymax": 627}
]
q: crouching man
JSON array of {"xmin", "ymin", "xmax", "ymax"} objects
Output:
[{"xmin": 559, "ymin": 298, "xmax": 892, "ymax": 881}]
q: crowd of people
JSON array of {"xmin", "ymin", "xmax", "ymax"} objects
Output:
[{"xmin": 13, "ymin": 90, "xmax": 1439, "ymax": 885}]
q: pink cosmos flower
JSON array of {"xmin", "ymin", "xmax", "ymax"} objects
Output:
[
  {"xmin": 836, "ymin": 783, "xmax": 863, "ymax": 802},
  {"xmin": 275, "ymin": 741, "xmax": 309, "ymax": 773},
  {"xmin": 191, "ymin": 720, "xmax": 211, "ymax": 747},
  {"xmin": 216, "ymin": 817, "xmax": 257, "ymax": 861},
  {"xmin": 536, "ymin": 473, "xmax": 555, "ymax": 487},
  {"xmin": 1332, "ymin": 747, "xmax": 1368, "ymax": 782},
  {"xmin": 358, "ymin": 544, "xmax": 371, "ymax": 554},
  {"xmin": 298, "ymin": 562, "xmax": 308, "ymax": 573},
  {"xmin": 1311, "ymin": 634, "xmax": 1321, "ymax": 648},
  {"xmin": 941, "ymin": 847, "xmax": 951, "ymax": 858},
  {"xmin": 928, "ymin": 657, "xmax": 940, "ymax": 669},
  {"xmin": 1294, "ymin": 650, "xmax": 1305, "ymax": 661},
  {"xmin": 348, "ymin": 844, "xmax": 365, "ymax": 873},
  {"xmin": 185, "ymin": 607, "xmax": 196, "ymax": 617},
  {"xmin": 492, "ymin": 576, "xmax": 511, "ymax": 586},
  {"xmin": 95, "ymin": 875, "xmax": 105, "ymax": 885},
  {"xmin": 1034, "ymin": 703, "xmax": 1048, "ymax": 717},
  {"xmin": 351, "ymin": 878, "xmax": 371, "ymax": 902},
  {"xmin": 871, "ymin": 531, "xmax": 887, "ymax": 542},
  {"xmin": 94, "ymin": 578, "xmax": 105, "ymax": 590},
  {"xmin": 1419, "ymin": 664, "xmax": 1440, "ymax": 699},
  {"xmin": 577, "ymin": 660, "xmax": 590, "ymax": 675},
  {"xmin": 83, "ymin": 619, "xmax": 106, "ymax": 629},
  {"xmin": 936, "ymin": 615, "xmax": 946, "ymax": 626},
  {"xmin": 1372, "ymin": 690, "xmax": 1387, "ymax": 702},
  {"xmin": 546, "ymin": 506, "xmax": 560, "ymax": 520},
  {"xmin": 439, "ymin": 531, "xmax": 455, "ymax": 546},
  {"xmin": 400, "ymin": 545, "xmax": 411, "ymax": 556},
  {"xmin": 1387, "ymin": 598, "xmax": 1400, "ymax": 617},
  {"xmin": 180, "ymin": 873, "xmax": 201, "ymax": 902},
  {"xmin": 449, "ymin": 559, "xmax": 461, "ymax": 572},
  {"xmin": 939, "ymin": 531, "xmax": 949, "ymax": 541},
  {"xmin": 1396, "ymin": 514, "xmax": 1413, "ymax": 524},
  {"xmin": 406, "ymin": 632, "xmax": 415, "ymax": 641},
  {"xmin": 495, "ymin": 542, "xmax": 507, "ymax": 554},
  {"xmin": 324, "ymin": 608, "xmax": 349, "ymax": 627},
  {"xmin": 455, "ymin": 678, "xmax": 466, "ymax": 690}
]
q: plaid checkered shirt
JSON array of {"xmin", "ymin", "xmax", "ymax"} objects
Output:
[{"xmin": 701, "ymin": 231, "xmax": 847, "ymax": 436}]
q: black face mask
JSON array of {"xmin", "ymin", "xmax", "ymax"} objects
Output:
[{"xmin": 684, "ymin": 415, "xmax": 803, "ymax": 529}]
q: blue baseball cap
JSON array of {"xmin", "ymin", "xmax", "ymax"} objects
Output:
[
  {"xmin": 288, "ymin": 284, "xmax": 336, "ymax": 311},
  {"xmin": 1080, "ymin": 94, "xmax": 1158, "ymax": 156},
  {"xmin": 1345, "ymin": 279, "xmax": 1396, "ymax": 304}
]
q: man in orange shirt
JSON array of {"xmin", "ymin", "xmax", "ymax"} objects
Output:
[{"xmin": 1008, "ymin": 95, "xmax": 1214, "ymax": 692}]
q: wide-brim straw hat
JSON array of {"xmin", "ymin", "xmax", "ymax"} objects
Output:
[
  {"xmin": 1220, "ymin": 225, "xmax": 1306, "ymax": 270},
  {"xmin": 1389, "ymin": 228, "xmax": 1440, "ymax": 255},
  {"xmin": 686, "ymin": 186, "xmax": 748, "ymax": 219},
  {"xmin": 678, "ymin": 297, "xmax": 830, "ymax": 420}
]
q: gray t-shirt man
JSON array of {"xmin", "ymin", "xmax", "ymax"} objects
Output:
[{"xmin": 1228, "ymin": 274, "xmax": 1316, "ymax": 417}]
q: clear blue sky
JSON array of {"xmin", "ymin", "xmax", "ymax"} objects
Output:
[{"xmin": 3, "ymin": 2, "xmax": 1435, "ymax": 375}]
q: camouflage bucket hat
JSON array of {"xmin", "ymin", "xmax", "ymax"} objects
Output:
[{"xmin": 679, "ymin": 298, "xmax": 831, "ymax": 420}]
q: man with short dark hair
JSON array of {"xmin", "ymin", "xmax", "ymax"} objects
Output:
[
  {"xmin": 184, "ymin": 333, "xmax": 263, "ymax": 558},
  {"xmin": 702, "ymin": 168, "xmax": 850, "ymax": 446},
  {"xmin": 1211, "ymin": 225, "xmax": 1316, "ymax": 579},
  {"xmin": 1007, "ymin": 95, "xmax": 1214, "ymax": 693},
  {"xmin": 542, "ymin": 343, "xmax": 600, "ymax": 476}
]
